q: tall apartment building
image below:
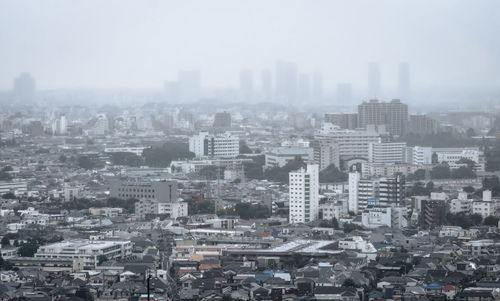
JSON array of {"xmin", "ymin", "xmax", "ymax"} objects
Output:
[
  {"xmin": 289, "ymin": 164, "xmax": 319, "ymax": 224},
  {"xmin": 213, "ymin": 112, "xmax": 232, "ymax": 128},
  {"xmin": 189, "ymin": 132, "xmax": 240, "ymax": 158},
  {"xmin": 358, "ymin": 99, "xmax": 408, "ymax": 136},
  {"xmin": 368, "ymin": 142, "xmax": 407, "ymax": 164},
  {"xmin": 324, "ymin": 113, "xmax": 358, "ymax": 130},
  {"xmin": 311, "ymin": 139, "xmax": 340, "ymax": 171},
  {"xmin": 408, "ymin": 114, "xmax": 439, "ymax": 136},
  {"xmin": 348, "ymin": 171, "xmax": 405, "ymax": 214}
]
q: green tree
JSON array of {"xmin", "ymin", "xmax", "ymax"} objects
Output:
[
  {"xmin": 98, "ymin": 255, "xmax": 108, "ymax": 265},
  {"xmin": 342, "ymin": 278, "xmax": 357, "ymax": 288},
  {"xmin": 239, "ymin": 140, "xmax": 252, "ymax": 154},
  {"xmin": 143, "ymin": 142, "xmax": 195, "ymax": 167},
  {"xmin": 463, "ymin": 186, "xmax": 475, "ymax": 193},
  {"xmin": 407, "ymin": 169, "xmax": 426, "ymax": 181},
  {"xmin": 343, "ymin": 223, "xmax": 363, "ymax": 233},
  {"xmin": 331, "ymin": 217, "xmax": 339, "ymax": 229},
  {"xmin": 483, "ymin": 216, "xmax": 500, "ymax": 226},
  {"xmin": 430, "ymin": 165, "xmax": 451, "ymax": 179},
  {"xmin": 2, "ymin": 192, "xmax": 16, "ymax": 199},
  {"xmin": 17, "ymin": 240, "xmax": 40, "ymax": 257},
  {"xmin": 78, "ymin": 155, "xmax": 94, "ymax": 170},
  {"xmin": 432, "ymin": 152, "xmax": 438, "ymax": 164},
  {"xmin": 319, "ymin": 164, "xmax": 348, "ymax": 182},
  {"xmin": 1, "ymin": 236, "xmax": 10, "ymax": 246}
]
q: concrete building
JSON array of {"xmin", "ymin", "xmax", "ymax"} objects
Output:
[
  {"xmin": 433, "ymin": 148, "xmax": 484, "ymax": 172},
  {"xmin": 361, "ymin": 207, "xmax": 407, "ymax": 229},
  {"xmin": 348, "ymin": 172, "xmax": 405, "ymax": 214},
  {"xmin": 449, "ymin": 192, "xmax": 473, "ymax": 214},
  {"xmin": 408, "ymin": 115, "xmax": 439, "ymax": 136},
  {"xmin": 358, "ymin": 99, "xmax": 408, "ymax": 136},
  {"xmin": 316, "ymin": 123, "xmax": 384, "ymax": 161},
  {"xmin": 289, "ymin": 164, "xmax": 319, "ymax": 224},
  {"xmin": 189, "ymin": 132, "xmax": 240, "ymax": 159},
  {"xmin": 472, "ymin": 190, "xmax": 495, "ymax": 218},
  {"xmin": 265, "ymin": 147, "xmax": 313, "ymax": 169},
  {"xmin": 0, "ymin": 180, "xmax": 28, "ymax": 195},
  {"xmin": 319, "ymin": 202, "xmax": 343, "ymax": 221},
  {"xmin": 412, "ymin": 146, "xmax": 433, "ymax": 165},
  {"xmin": 213, "ymin": 111, "xmax": 232, "ymax": 128},
  {"xmin": 368, "ymin": 142, "xmax": 407, "ymax": 164},
  {"xmin": 311, "ymin": 139, "xmax": 340, "ymax": 171},
  {"xmin": 324, "ymin": 113, "xmax": 358, "ymax": 130},
  {"xmin": 361, "ymin": 162, "xmax": 422, "ymax": 178},
  {"xmin": 35, "ymin": 239, "xmax": 132, "ymax": 269},
  {"xmin": 104, "ymin": 147, "xmax": 148, "ymax": 156}
]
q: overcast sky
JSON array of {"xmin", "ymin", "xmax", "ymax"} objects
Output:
[{"xmin": 0, "ymin": 0, "xmax": 499, "ymax": 91}]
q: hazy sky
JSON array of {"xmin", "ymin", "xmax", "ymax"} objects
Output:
[{"xmin": 0, "ymin": 0, "xmax": 499, "ymax": 91}]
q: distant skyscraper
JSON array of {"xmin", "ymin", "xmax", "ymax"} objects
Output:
[
  {"xmin": 312, "ymin": 72, "xmax": 323, "ymax": 101},
  {"xmin": 275, "ymin": 60, "xmax": 297, "ymax": 104},
  {"xmin": 336, "ymin": 83, "xmax": 352, "ymax": 103},
  {"xmin": 398, "ymin": 63, "xmax": 410, "ymax": 100},
  {"xmin": 239, "ymin": 69, "xmax": 253, "ymax": 103},
  {"xmin": 368, "ymin": 63, "xmax": 380, "ymax": 98},
  {"xmin": 13, "ymin": 73, "xmax": 36, "ymax": 104},
  {"xmin": 261, "ymin": 69, "xmax": 272, "ymax": 102},
  {"xmin": 178, "ymin": 70, "xmax": 201, "ymax": 102},
  {"xmin": 164, "ymin": 80, "xmax": 179, "ymax": 103},
  {"xmin": 297, "ymin": 73, "xmax": 310, "ymax": 102}
]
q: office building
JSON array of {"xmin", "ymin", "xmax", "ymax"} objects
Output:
[
  {"xmin": 275, "ymin": 60, "xmax": 298, "ymax": 104},
  {"xmin": 13, "ymin": 73, "xmax": 36, "ymax": 104},
  {"xmin": 213, "ymin": 111, "xmax": 232, "ymax": 128},
  {"xmin": 311, "ymin": 139, "xmax": 340, "ymax": 171},
  {"xmin": 398, "ymin": 63, "xmax": 410, "ymax": 99},
  {"xmin": 433, "ymin": 148, "xmax": 484, "ymax": 171},
  {"xmin": 189, "ymin": 132, "xmax": 240, "ymax": 158},
  {"xmin": 348, "ymin": 171, "xmax": 362, "ymax": 214},
  {"xmin": 367, "ymin": 63, "xmax": 380, "ymax": 98},
  {"xmin": 324, "ymin": 113, "xmax": 358, "ymax": 130},
  {"xmin": 35, "ymin": 240, "xmax": 132, "ymax": 269},
  {"xmin": 368, "ymin": 142, "xmax": 407, "ymax": 164},
  {"xmin": 110, "ymin": 179, "xmax": 178, "ymax": 202},
  {"xmin": 358, "ymin": 99, "xmax": 408, "ymax": 136},
  {"xmin": 420, "ymin": 199, "xmax": 446, "ymax": 228},
  {"xmin": 289, "ymin": 164, "xmax": 319, "ymax": 224}
]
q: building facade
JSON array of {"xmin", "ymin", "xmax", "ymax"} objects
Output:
[{"xmin": 289, "ymin": 164, "xmax": 319, "ymax": 224}]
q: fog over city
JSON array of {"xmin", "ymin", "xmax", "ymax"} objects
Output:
[
  {"xmin": 1, "ymin": 0, "xmax": 500, "ymax": 105},
  {"xmin": 2, "ymin": 2, "xmax": 500, "ymax": 300}
]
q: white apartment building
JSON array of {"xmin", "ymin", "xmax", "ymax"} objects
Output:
[
  {"xmin": 135, "ymin": 199, "xmax": 188, "ymax": 219},
  {"xmin": 412, "ymin": 146, "xmax": 433, "ymax": 165},
  {"xmin": 348, "ymin": 172, "xmax": 405, "ymax": 214},
  {"xmin": 361, "ymin": 162, "xmax": 422, "ymax": 177},
  {"xmin": 189, "ymin": 132, "xmax": 239, "ymax": 158},
  {"xmin": 361, "ymin": 207, "xmax": 407, "ymax": 229},
  {"xmin": 315, "ymin": 123, "xmax": 383, "ymax": 161},
  {"xmin": 348, "ymin": 171, "xmax": 362, "ymax": 214},
  {"xmin": 433, "ymin": 148, "xmax": 484, "ymax": 172},
  {"xmin": 265, "ymin": 147, "xmax": 313, "ymax": 169},
  {"xmin": 35, "ymin": 240, "xmax": 132, "ymax": 269},
  {"xmin": 471, "ymin": 190, "xmax": 495, "ymax": 218},
  {"xmin": 368, "ymin": 142, "xmax": 407, "ymax": 164},
  {"xmin": 289, "ymin": 164, "xmax": 319, "ymax": 224},
  {"xmin": 0, "ymin": 180, "xmax": 28, "ymax": 195},
  {"xmin": 449, "ymin": 192, "xmax": 472, "ymax": 214},
  {"xmin": 104, "ymin": 147, "xmax": 148, "ymax": 156}
]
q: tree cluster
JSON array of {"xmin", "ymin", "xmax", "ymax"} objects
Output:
[
  {"xmin": 143, "ymin": 142, "xmax": 195, "ymax": 167},
  {"xmin": 219, "ymin": 202, "xmax": 270, "ymax": 219},
  {"xmin": 319, "ymin": 164, "xmax": 347, "ymax": 183}
]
